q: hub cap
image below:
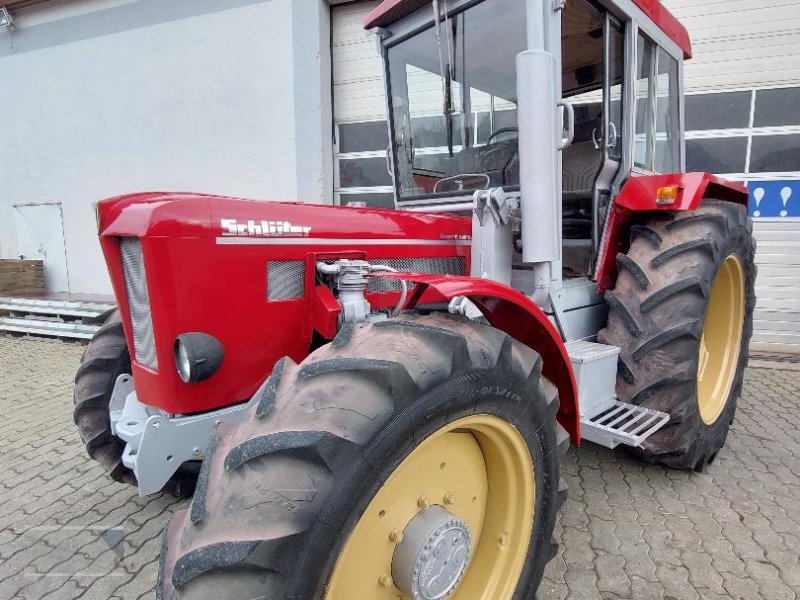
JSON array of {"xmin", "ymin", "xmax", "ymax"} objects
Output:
[
  {"xmin": 697, "ymin": 253, "xmax": 746, "ymax": 425},
  {"xmin": 392, "ymin": 505, "xmax": 472, "ymax": 600},
  {"xmin": 324, "ymin": 414, "xmax": 535, "ymax": 600}
]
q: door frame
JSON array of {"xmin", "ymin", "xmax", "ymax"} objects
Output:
[{"xmin": 12, "ymin": 201, "xmax": 70, "ymax": 293}]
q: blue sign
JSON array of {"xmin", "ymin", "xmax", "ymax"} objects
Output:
[{"xmin": 748, "ymin": 180, "xmax": 800, "ymax": 218}]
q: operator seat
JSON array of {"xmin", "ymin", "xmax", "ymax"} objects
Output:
[{"xmin": 560, "ymin": 106, "xmax": 603, "ymax": 240}]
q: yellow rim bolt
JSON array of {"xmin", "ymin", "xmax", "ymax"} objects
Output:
[{"xmin": 389, "ymin": 529, "xmax": 404, "ymax": 544}]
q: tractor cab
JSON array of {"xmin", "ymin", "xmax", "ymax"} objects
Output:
[{"xmin": 370, "ymin": 0, "xmax": 686, "ymax": 290}]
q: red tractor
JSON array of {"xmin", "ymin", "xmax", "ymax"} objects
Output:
[{"xmin": 74, "ymin": 0, "xmax": 755, "ymax": 598}]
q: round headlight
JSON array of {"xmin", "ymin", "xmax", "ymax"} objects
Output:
[
  {"xmin": 173, "ymin": 333, "xmax": 224, "ymax": 384},
  {"xmin": 175, "ymin": 340, "xmax": 193, "ymax": 383}
]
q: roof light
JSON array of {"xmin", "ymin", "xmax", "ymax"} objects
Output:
[{"xmin": 0, "ymin": 7, "xmax": 14, "ymax": 29}]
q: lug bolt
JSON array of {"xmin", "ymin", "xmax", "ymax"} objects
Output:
[
  {"xmin": 379, "ymin": 574, "xmax": 393, "ymax": 588},
  {"xmin": 417, "ymin": 496, "xmax": 430, "ymax": 509},
  {"xmin": 443, "ymin": 493, "xmax": 455, "ymax": 505},
  {"xmin": 389, "ymin": 529, "xmax": 404, "ymax": 544}
]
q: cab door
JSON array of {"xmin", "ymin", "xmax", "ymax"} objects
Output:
[
  {"xmin": 559, "ymin": 0, "xmax": 625, "ymax": 277},
  {"xmin": 591, "ymin": 14, "xmax": 625, "ymax": 262}
]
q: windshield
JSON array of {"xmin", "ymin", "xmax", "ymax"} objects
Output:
[{"xmin": 387, "ymin": 0, "xmax": 527, "ymax": 201}]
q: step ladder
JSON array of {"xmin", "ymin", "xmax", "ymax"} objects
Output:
[
  {"xmin": 0, "ymin": 297, "xmax": 115, "ymax": 341},
  {"xmin": 566, "ymin": 340, "xmax": 670, "ymax": 449}
]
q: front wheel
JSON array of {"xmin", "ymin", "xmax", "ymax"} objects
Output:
[{"xmin": 159, "ymin": 313, "xmax": 568, "ymax": 600}]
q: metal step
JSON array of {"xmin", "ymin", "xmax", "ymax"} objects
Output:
[
  {"xmin": 580, "ymin": 401, "xmax": 670, "ymax": 449},
  {"xmin": 0, "ymin": 297, "xmax": 115, "ymax": 321},
  {"xmin": 566, "ymin": 340, "xmax": 670, "ymax": 449},
  {"xmin": 0, "ymin": 316, "xmax": 100, "ymax": 340}
]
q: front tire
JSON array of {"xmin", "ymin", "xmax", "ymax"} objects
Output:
[
  {"xmin": 74, "ymin": 312, "xmax": 136, "ymax": 485},
  {"xmin": 74, "ymin": 311, "xmax": 199, "ymax": 497},
  {"xmin": 598, "ymin": 200, "xmax": 756, "ymax": 470},
  {"xmin": 158, "ymin": 313, "xmax": 568, "ymax": 600}
]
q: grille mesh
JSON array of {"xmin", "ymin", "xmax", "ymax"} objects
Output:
[
  {"xmin": 119, "ymin": 238, "xmax": 158, "ymax": 370},
  {"xmin": 367, "ymin": 257, "xmax": 465, "ymax": 292},
  {"xmin": 267, "ymin": 261, "xmax": 306, "ymax": 300}
]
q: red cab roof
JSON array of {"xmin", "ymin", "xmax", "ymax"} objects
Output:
[{"xmin": 364, "ymin": 0, "xmax": 692, "ymax": 59}]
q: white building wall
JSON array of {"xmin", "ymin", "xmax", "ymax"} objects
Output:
[
  {"xmin": 663, "ymin": 0, "xmax": 800, "ymax": 92},
  {"xmin": 665, "ymin": 0, "xmax": 800, "ymax": 356},
  {"xmin": 0, "ymin": 0, "xmax": 332, "ymax": 296}
]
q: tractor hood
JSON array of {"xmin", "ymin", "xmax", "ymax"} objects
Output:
[
  {"xmin": 96, "ymin": 192, "xmax": 472, "ymax": 415},
  {"xmin": 97, "ymin": 192, "xmax": 471, "ymax": 241}
]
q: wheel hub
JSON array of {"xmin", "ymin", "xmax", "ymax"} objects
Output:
[
  {"xmin": 392, "ymin": 505, "xmax": 472, "ymax": 600},
  {"xmin": 323, "ymin": 415, "xmax": 535, "ymax": 600}
]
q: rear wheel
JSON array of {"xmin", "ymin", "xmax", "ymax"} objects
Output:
[
  {"xmin": 158, "ymin": 313, "xmax": 569, "ymax": 600},
  {"xmin": 598, "ymin": 200, "xmax": 755, "ymax": 470}
]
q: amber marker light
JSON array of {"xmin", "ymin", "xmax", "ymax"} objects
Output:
[{"xmin": 655, "ymin": 185, "xmax": 681, "ymax": 205}]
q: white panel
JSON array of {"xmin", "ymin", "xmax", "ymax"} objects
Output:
[
  {"xmin": 751, "ymin": 220, "xmax": 800, "ymax": 354},
  {"xmin": 332, "ymin": 1, "xmax": 385, "ymax": 124},
  {"xmin": 670, "ymin": 0, "xmax": 800, "ymax": 357},
  {"xmin": 663, "ymin": 0, "xmax": 800, "ymax": 92}
]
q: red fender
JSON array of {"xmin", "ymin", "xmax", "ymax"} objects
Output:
[
  {"xmin": 371, "ymin": 272, "xmax": 580, "ymax": 444},
  {"xmin": 596, "ymin": 172, "xmax": 749, "ymax": 292}
]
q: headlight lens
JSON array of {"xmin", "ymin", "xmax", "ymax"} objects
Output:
[
  {"xmin": 174, "ymin": 333, "xmax": 224, "ymax": 384},
  {"xmin": 175, "ymin": 341, "xmax": 193, "ymax": 383}
]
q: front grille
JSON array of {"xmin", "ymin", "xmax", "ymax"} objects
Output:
[
  {"xmin": 119, "ymin": 238, "xmax": 158, "ymax": 370},
  {"xmin": 367, "ymin": 257, "xmax": 466, "ymax": 292},
  {"xmin": 267, "ymin": 261, "xmax": 305, "ymax": 300}
]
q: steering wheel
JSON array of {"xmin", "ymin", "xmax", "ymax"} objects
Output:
[{"xmin": 486, "ymin": 127, "xmax": 519, "ymax": 145}]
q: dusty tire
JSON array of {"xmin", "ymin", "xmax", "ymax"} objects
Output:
[
  {"xmin": 598, "ymin": 200, "xmax": 755, "ymax": 470},
  {"xmin": 74, "ymin": 311, "xmax": 199, "ymax": 496},
  {"xmin": 158, "ymin": 313, "xmax": 569, "ymax": 600},
  {"xmin": 74, "ymin": 311, "xmax": 136, "ymax": 485}
]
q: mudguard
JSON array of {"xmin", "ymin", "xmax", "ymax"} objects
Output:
[
  {"xmin": 371, "ymin": 272, "xmax": 581, "ymax": 443},
  {"xmin": 596, "ymin": 172, "xmax": 749, "ymax": 292}
]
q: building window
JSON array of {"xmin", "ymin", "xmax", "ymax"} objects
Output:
[
  {"xmin": 338, "ymin": 157, "xmax": 394, "ymax": 188},
  {"xmin": 750, "ymin": 135, "xmax": 800, "ymax": 173},
  {"xmin": 753, "ymin": 87, "xmax": 800, "ymax": 128},
  {"xmin": 686, "ymin": 138, "xmax": 748, "ymax": 174},
  {"xmin": 338, "ymin": 122, "xmax": 390, "ymax": 154},
  {"xmin": 685, "ymin": 91, "xmax": 751, "ymax": 131},
  {"xmin": 684, "ymin": 85, "xmax": 800, "ymax": 179}
]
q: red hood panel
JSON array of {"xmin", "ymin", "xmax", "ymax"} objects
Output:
[
  {"xmin": 98, "ymin": 192, "xmax": 471, "ymax": 241},
  {"xmin": 96, "ymin": 192, "xmax": 472, "ymax": 415}
]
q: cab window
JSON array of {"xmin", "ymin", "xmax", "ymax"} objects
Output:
[{"xmin": 634, "ymin": 33, "xmax": 681, "ymax": 173}]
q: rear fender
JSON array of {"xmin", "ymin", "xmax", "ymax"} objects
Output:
[
  {"xmin": 371, "ymin": 273, "xmax": 580, "ymax": 443},
  {"xmin": 596, "ymin": 172, "xmax": 749, "ymax": 292}
]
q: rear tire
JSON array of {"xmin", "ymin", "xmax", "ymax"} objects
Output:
[
  {"xmin": 598, "ymin": 200, "xmax": 756, "ymax": 470},
  {"xmin": 158, "ymin": 313, "xmax": 569, "ymax": 600},
  {"xmin": 74, "ymin": 311, "xmax": 199, "ymax": 497}
]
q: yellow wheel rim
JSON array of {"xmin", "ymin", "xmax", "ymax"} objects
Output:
[
  {"xmin": 697, "ymin": 253, "xmax": 746, "ymax": 425},
  {"xmin": 324, "ymin": 414, "xmax": 535, "ymax": 600}
]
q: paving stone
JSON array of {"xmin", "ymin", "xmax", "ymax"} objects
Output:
[{"xmin": 1, "ymin": 338, "xmax": 799, "ymax": 600}]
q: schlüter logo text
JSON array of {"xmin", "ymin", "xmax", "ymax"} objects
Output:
[{"xmin": 220, "ymin": 219, "xmax": 311, "ymax": 237}]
